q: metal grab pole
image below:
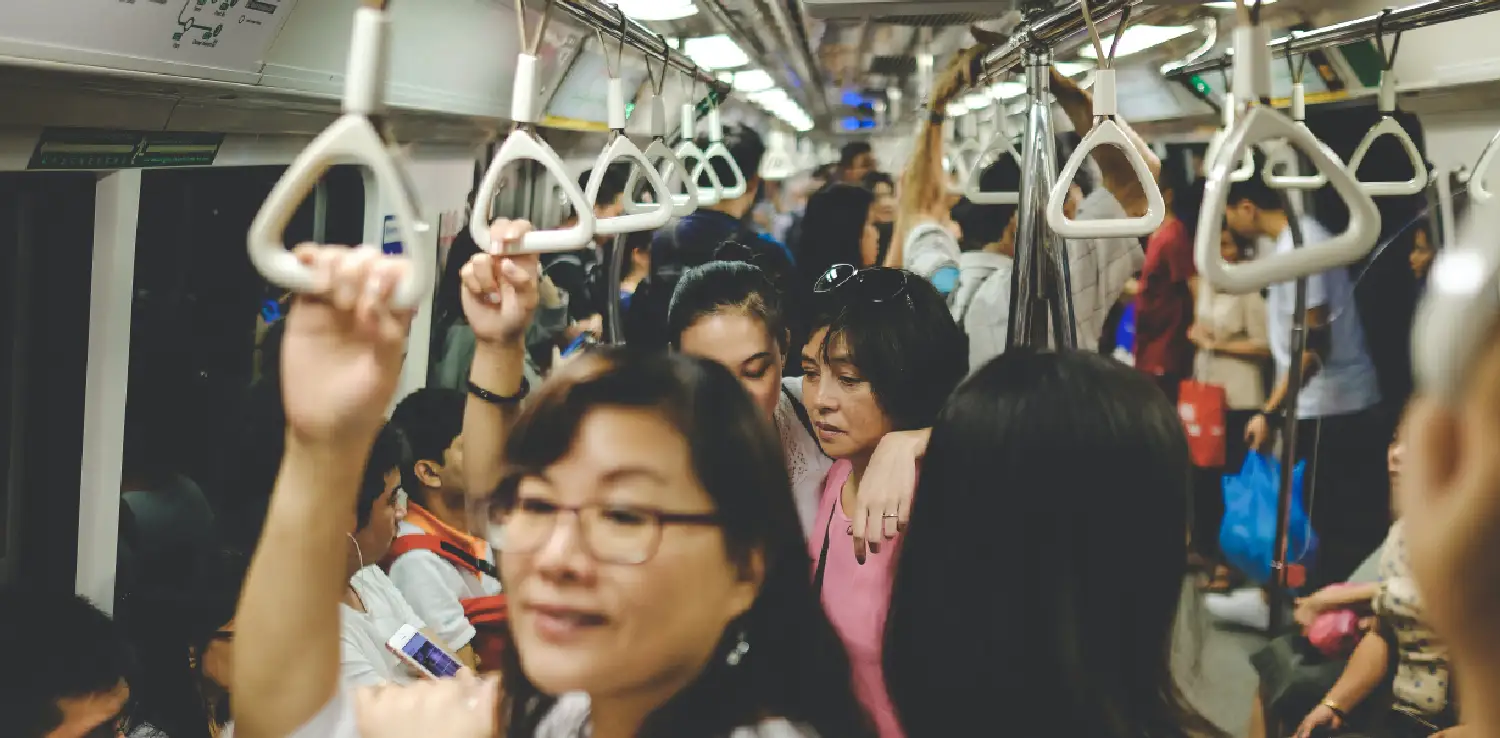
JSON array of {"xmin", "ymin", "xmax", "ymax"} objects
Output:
[
  {"xmin": 1268, "ymin": 194, "xmax": 1310, "ymax": 635},
  {"xmin": 1008, "ymin": 49, "xmax": 1071, "ymax": 350},
  {"xmin": 606, "ymin": 235, "xmax": 625, "ymax": 344}
]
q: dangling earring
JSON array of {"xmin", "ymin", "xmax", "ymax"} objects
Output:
[
  {"xmin": 347, "ymin": 532, "xmax": 365, "ymax": 570},
  {"xmin": 725, "ymin": 629, "xmax": 750, "ymax": 667}
]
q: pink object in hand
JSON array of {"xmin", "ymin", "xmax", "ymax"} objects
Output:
[{"xmin": 1306, "ymin": 584, "xmax": 1363, "ymax": 657}]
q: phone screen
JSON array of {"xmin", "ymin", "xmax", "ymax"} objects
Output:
[{"xmin": 400, "ymin": 633, "xmax": 462, "ymax": 678}]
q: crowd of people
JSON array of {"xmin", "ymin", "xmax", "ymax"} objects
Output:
[{"xmin": 7, "ymin": 44, "xmax": 1500, "ymax": 738}]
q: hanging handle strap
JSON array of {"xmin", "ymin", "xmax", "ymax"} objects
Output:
[
  {"xmin": 676, "ymin": 77, "xmax": 723, "ymax": 206},
  {"xmin": 1265, "ymin": 35, "xmax": 1330, "ymax": 191},
  {"xmin": 1046, "ymin": 2, "xmax": 1165, "ymax": 239},
  {"xmin": 1469, "ymin": 129, "xmax": 1500, "ymax": 203},
  {"xmin": 1196, "ymin": 107, "xmax": 1382, "ymax": 294},
  {"xmin": 760, "ymin": 130, "xmax": 798, "ymax": 182},
  {"xmin": 469, "ymin": 0, "xmax": 598, "ymax": 254},
  {"xmin": 625, "ymin": 38, "xmax": 699, "ymax": 217},
  {"xmin": 1348, "ymin": 10, "xmax": 1427, "ymax": 198},
  {"xmin": 699, "ymin": 104, "xmax": 748, "ymax": 199},
  {"xmin": 248, "ymin": 3, "xmax": 431, "ymax": 310},
  {"xmin": 964, "ymin": 104, "xmax": 1021, "ymax": 205},
  {"xmin": 583, "ymin": 11, "xmax": 674, "ymax": 236},
  {"xmin": 946, "ymin": 111, "xmax": 985, "ymax": 195}
]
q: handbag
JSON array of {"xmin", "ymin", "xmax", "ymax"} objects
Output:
[{"xmin": 1179, "ymin": 352, "xmax": 1228, "ymax": 468}]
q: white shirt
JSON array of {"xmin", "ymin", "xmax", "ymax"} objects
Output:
[
  {"xmin": 340, "ymin": 566, "xmax": 427, "ymax": 688},
  {"xmin": 386, "ymin": 521, "xmax": 503, "ymax": 652},
  {"xmin": 959, "ymin": 189, "xmax": 1144, "ymax": 371},
  {"xmin": 1264, "ymin": 218, "xmax": 1382, "ymax": 418},
  {"xmin": 777, "ymin": 377, "xmax": 833, "ymax": 539}
]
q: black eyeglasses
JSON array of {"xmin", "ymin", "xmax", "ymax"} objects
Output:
[
  {"xmin": 813, "ymin": 264, "xmax": 910, "ymax": 304},
  {"xmin": 490, "ymin": 490, "xmax": 721, "ymax": 566}
]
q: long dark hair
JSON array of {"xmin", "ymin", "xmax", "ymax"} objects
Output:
[
  {"xmin": 122, "ymin": 550, "xmax": 248, "ymax": 738},
  {"xmin": 883, "ymin": 350, "xmax": 1225, "ymax": 738},
  {"xmin": 796, "ymin": 184, "xmax": 875, "ymax": 287},
  {"xmin": 668, "ymin": 261, "xmax": 791, "ymax": 356},
  {"xmin": 494, "ymin": 349, "xmax": 875, "ymax": 738}
]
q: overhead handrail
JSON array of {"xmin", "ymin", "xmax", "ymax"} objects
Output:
[
  {"xmin": 624, "ymin": 34, "xmax": 698, "ymax": 217},
  {"xmin": 1204, "ymin": 90, "xmax": 1256, "ymax": 183},
  {"xmin": 1412, "ymin": 201, "xmax": 1500, "ymax": 403},
  {"xmin": 964, "ymin": 100, "xmax": 1021, "ymax": 205},
  {"xmin": 694, "ymin": 96, "xmax": 748, "ymax": 200},
  {"xmin": 470, "ymin": 0, "xmax": 596, "ymax": 254},
  {"xmin": 1264, "ymin": 36, "xmax": 1331, "ymax": 190},
  {"xmin": 676, "ymin": 75, "xmax": 722, "ymax": 207},
  {"xmin": 247, "ymin": 0, "xmax": 430, "ymax": 309},
  {"xmin": 1347, "ymin": 11, "xmax": 1428, "ymax": 198},
  {"xmin": 1194, "ymin": 5, "xmax": 1382, "ymax": 295},
  {"xmin": 1046, "ymin": 2, "xmax": 1165, "ymax": 239},
  {"xmin": 583, "ymin": 11, "xmax": 673, "ymax": 235},
  {"xmin": 1467, "ymin": 128, "xmax": 1500, "ymax": 202}
]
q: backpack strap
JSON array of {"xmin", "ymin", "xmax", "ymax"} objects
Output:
[{"xmin": 387, "ymin": 535, "xmax": 500, "ymax": 581}]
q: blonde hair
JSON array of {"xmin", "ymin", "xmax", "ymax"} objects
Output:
[{"xmin": 889, "ymin": 42, "xmax": 1000, "ymax": 267}]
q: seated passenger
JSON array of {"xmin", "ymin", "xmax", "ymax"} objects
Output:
[
  {"xmin": 340, "ymin": 423, "xmax": 466, "ymax": 685},
  {"xmin": 121, "ymin": 549, "xmax": 247, "ymax": 738},
  {"xmin": 229, "ymin": 235, "xmax": 875, "ymax": 738},
  {"xmin": 801, "ymin": 267, "xmax": 968, "ymax": 737},
  {"xmin": 3, "ymin": 589, "xmax": 134, "ymax": 738},
  {"xmin": 882, "ymin": 350, "xmax": 1226, "ymax": 738},
  {"xmin": 386, "ymin": 388, "xmax": 504, "ymax": 671}
]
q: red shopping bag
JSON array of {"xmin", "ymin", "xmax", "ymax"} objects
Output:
[{"xmin": 1178, "ymin": 380, "xmax": 1227, "ymax": 468}]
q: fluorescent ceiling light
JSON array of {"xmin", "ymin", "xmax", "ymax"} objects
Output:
[
  {"xmin": 616, "ymin": 0, "xmax": 697, "ymax": 22},
  {"xmin": 989, "ymin": 81, "xmax": 1027, "ymax": 100},
  {"xmin": 1077, "ymin": 25, "xmax": 1196, "ymax": 59},
  {"xmin": 1055, "ymin": 61, "xmax": 1093, "ymax": 77},
  {"xmin": 733, "ymin": 70, "xmax": 776, "ymax": 93},
  {"xmin": 749, "ymin": 88, "xmax": 790, "ymax": 107},
  {"xmin": 1204, "ymin": 0, "xmax": 1274, "ymax": 7},
  {"xmin": 946, "ymin": 101, "xmax": 969, "ymax": 116},
  {"xmin": 683, "ymin": 35, "xmax": 750, "ymax": 70},
  {"xmin": 963, "ymin": 92, "xmax": 991, "ymax": 111}
]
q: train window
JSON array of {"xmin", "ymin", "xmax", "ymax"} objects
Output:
[
  {"xmin": 120, "ymin": 165, "xmax": 364, "ymax": 589},
  {"xmin": 0, "ymin": 172, "xmax": 99, "ymax": 590}
]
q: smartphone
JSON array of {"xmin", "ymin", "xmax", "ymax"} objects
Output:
[{"xmin": 386, "ymin": 624, "xmax": 462, "ymax": 678}]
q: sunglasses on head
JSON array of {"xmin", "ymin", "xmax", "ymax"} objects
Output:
[{"xmin": 813, "ymin": 264, "xmax": 911, "ymax": 304}]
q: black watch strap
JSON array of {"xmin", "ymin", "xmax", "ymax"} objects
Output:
[{"xmin": 468, "ymin": 377, "xmax": 529, "ymax": 406}]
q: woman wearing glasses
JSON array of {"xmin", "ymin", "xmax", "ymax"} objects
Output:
[
  {"xmin": 230, "ymin": 229, "xmax": 875, "ymax": 738},
  {"xmin": 800, "ymin": 266, "xmax": 969, "ymax": 738},
  {"xmin": 667, "ymin": 259, "xmax": 931, "ymax": 540}
]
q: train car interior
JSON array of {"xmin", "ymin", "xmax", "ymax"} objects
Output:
[{"xmin": 4, "ymin": 1, "xmax": 1500, "ymax": 737}]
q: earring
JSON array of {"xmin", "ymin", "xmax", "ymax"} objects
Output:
[{"xmin": 725, "ymin": 630, "xmax": 750, "ymax": 667}]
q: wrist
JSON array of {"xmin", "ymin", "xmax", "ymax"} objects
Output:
[{"xmin": 474, "ymin": 335, "xmax": 528, "ymax": 356}]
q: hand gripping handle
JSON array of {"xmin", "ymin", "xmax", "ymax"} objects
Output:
[
  {"xmin": 586, "ymin": 133, "xmax": 674, "ymax": 235},
  {"xmin": 1411, "ymin": 205, "xmax": 1500, "ymax": 403},
  {"xmin": 1349, "ymin": 115, "xmax": 1429, "ymax": 198},
  {"xmin": 1045, "ymin": 119, "xmax": 1165, "ymax": 238},
  {"xmin": 702, "ymin": 108, "xmax": 747, "ymax": 200},
  {"xmin": 469, "ymin": 53, "xmax": 597, "ymax": 254},
  {"xmin": 1195, "ymin": 106, "xmax": 1382, "ymax": 294}
]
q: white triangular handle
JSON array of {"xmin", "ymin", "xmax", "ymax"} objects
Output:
[
  {"xmin": 1046, "ymin": 119, "xmax": 1165, "ymax": 239},
  {"xmin": 946, "ymin": 139, "xmax": 985, "ymax": 196},
  {"xmin": 248, "ymin": 115, "xmax": 430, "ymax": 309},
  {"xmin": 678, "ymin": 102, "xmax": 721, "ymax": 206},
  {"xmin": 963, "ymin": 133, "xmax": 1021, "ymax": 205},
  {"xmin": 1206, "ymin": 128, "xmax": 1256, "ymax": 183},
  {"xmin": 1195, "ymin": 106, "xmax": 1382, "ymax": 294},
  {"xmin": 702, "ymin": 108, "xmax": 747, "ymax": 199},
  {"xmin": 625, "ymin": 138, "xmax": 697, "ymax": 217},
  {"xmin": 1412, "ymin": 206, "xmax": 1500, "ymax": 402},
  {"xmin": 1349, "ymin": 116, "xmax": 1428, "ymax": 198},
  {"xmin": 586, "ymin": 133, "xmax": 674, "ymax": 235},
  {"xmin": 1470, "ymin": 129, "xmax": 1500, "ymax": 203},
  {"xmin": 1264, "ymin": 123, "xmax": 1333, "ymax": 190},
  {"xmin": 469, "ymin": 129, "xmax": 596, "ymax": 254}
]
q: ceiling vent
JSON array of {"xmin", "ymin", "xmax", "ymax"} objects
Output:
[{"xmin": 801, "ymin": 0, "xmax": 1024, "ymax": 23}]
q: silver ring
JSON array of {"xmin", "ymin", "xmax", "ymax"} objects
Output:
[{"xmin": 882, "ymin": 514, "xmax": 899, "ymax": 519}]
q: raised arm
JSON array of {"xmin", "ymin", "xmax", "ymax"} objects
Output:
[
  {"xmin": 459, "ymin": 221, "xmax": 541, "ymax": 537},
  {"xmin": 233, "ymin": 246, "xmax": 413, "ymax": 738},
  {"xmin": 1051, "ymin": 67, "xmax": 1161, "ymax": 218}
]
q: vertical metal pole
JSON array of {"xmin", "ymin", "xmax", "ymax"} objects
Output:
[
  {"xmin": 606, "ymin": 235, "xmax": 625, "ymax": 345},
  {"xmin": 1008, "ymin": 49, "xmax": 1062, "ymax": 350},
  {"xmin": 77, "ymin": 169, "xmax": 141, "ymax": 614},
  {"xmin": 1267, "ymin": 195, "xmax": 1309, "ymax": 634}
]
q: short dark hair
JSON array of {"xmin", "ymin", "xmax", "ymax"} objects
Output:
[
  {"xmin": 812, "ymin": 163, "xmax": 838, "ymax": 182},
  {"xmin": 390, "ymin": 388, "xmax": 466, "ymax": 507},
  {"xmin": 1227, "ymin": 175, "xmax": 1283, "ymax": 211},
  {"xmin": 862, "ymin": 171, "xmax": 895, "ymax": 192},
  {"xmin": 669, "ymin": 261, "xmax": 791, "ymax": 355},
  {"xmin": 953, "ymin": 157, "xmax": 1022, "ymax": 251},
  {"xmin": 806, "ymin": 271, "xmax": 968, "ymax": 430},
  {"xmin": 884, "ymin": 350, "xmax": 1224, "ymax": 738},
  {"xmin": 2, "ymin": 590, "xmax": 132, "ymax": 738},
  {"xmin": 839, "ymin": 141, "xmax": 873, "ymax": 168},
  {"xmin": 697, "ymin": 124, "xmax": 765, "ymax": 189},
  {"xmin": 356, "ymin": 423, "xmax": 408, "ymax": 530},
  {"xmin": 579, "ymin": 162, "xmax": 632, "ymax": 207}
]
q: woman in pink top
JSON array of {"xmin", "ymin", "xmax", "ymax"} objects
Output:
[{"xmin": 798, "ymin": 265, "xmax": 969, "ymax": 738}]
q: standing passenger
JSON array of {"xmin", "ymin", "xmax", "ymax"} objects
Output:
[
  {"xmin": 1136, "ymin": 169, "xmax": 1204, "ymax": 403},
  {"xmin": 795, "ymin": 184, "xmax": 882, "ymax": 290}
]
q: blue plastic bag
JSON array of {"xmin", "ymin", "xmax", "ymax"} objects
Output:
[{"xmin": 1219, "ymin": 452, "xmax": 1318, "ymax": 586}]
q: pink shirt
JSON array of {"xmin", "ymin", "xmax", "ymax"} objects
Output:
[{"xmin": 809, "ymin": 460, "xmax": 904, "ymax": 738}]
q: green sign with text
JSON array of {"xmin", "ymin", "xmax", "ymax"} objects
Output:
[{"xmin": 28, "ymin": 128, "xmax": 225, "ymax": 170}]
